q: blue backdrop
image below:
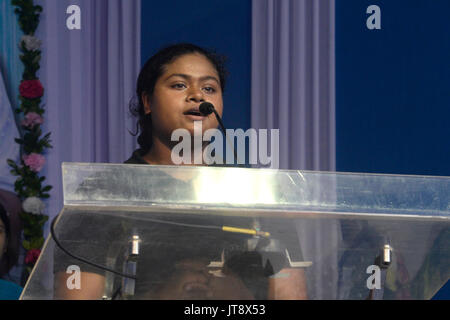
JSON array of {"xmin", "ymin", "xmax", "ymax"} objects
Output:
[
  {"xmin": 336, "ymin": 0, "xmax": 450, "ymax": 299},
  {"xmin": 336, "ymin": 0, "xmax": 450, "ymax": 177}
]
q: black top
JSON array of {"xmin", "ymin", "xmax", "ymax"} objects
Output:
[{"xmin": 123, "ymin": 149, "xmax": 148, "ymax": 165}]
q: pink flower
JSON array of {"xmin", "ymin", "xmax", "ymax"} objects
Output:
[
  {"xmin": 21, "ymin": 112, "xmax": 44, "ymax": 128},
  {"xmin": 25, "ymin": 249, "xmax": 41, "ymax": 265},
  {"xmin": 23, "ymin": 153, "xmax": 46, "ymax": 172},
  {"xmin": 19, "ymin": 79, "xmax": 44, "ymax": 99}
]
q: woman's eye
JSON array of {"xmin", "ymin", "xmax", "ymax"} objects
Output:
[
  {"xmin": 172, "ymin": 83, "xmax": 186, "ymax": 89},
  {"xmin": 203, "ymin": 87, "xmax": 216, "ymax": 93}
]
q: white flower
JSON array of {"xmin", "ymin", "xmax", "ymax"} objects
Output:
[
  {"xmin": 21, "ymin": 35, "xmax": 42, "ymax": 51},
  {"xmin": 22, "ymin": 197, "xmax": 45, "ymax": 215}
]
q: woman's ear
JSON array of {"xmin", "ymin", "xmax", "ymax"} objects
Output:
[{"xmin": 141, "ymin": 92, "xmax": 151, "ymax": 115}]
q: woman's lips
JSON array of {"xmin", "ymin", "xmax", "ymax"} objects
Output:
[
  {"xmin": 184, "ymin": 110, "xmax": 207, "ymax": 121},
  {"xmin": 186, "ymin": 114, "xmax": 206, "ymax": 121}
]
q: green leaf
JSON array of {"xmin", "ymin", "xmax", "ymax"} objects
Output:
[
  {"xmin": 23, "ymin": 228, "xmax": 34, "ymax": 237},
  {"xmin": 7, "ymin": 159, "xmax": 17, "ymax": 167},
  {"xmin": 30, "ymin": 238, "xmax": 44, "ymax": 249},
  {"xmin": 23, "ymin": 240, "xmax": 31, "ymax": 251},
  {"xmin": 14, "ymin": 180, "xmax": 22, "ymax": 191}
]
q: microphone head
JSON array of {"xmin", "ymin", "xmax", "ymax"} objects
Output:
[{"xmin": 199, "ymin": 102, "xmax": 214, "ymax": 116}]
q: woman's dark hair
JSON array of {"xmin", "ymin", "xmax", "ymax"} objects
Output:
[
  {"xmin": 0, "ymin": 203, "xmax": 13, "ymax": 277},
  {"xmin": 129, "ymin": 43, "xmax": 228, "ymax": 155}
]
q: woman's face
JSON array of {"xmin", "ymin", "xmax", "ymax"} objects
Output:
[
  {"xmin": 0, "ymin": 219, "xmax": 6, "ymax": 261},
  {"xmin": 143, "ymin": 53, "xmax": 224, "ymax": 143}
]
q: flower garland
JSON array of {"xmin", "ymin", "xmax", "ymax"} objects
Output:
[{"xmin": 7, "ymin": 0, "xmax": 52, "ymax": 284}]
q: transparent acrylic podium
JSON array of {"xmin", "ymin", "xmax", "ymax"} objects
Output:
[{"xmin": 21, "ymin": 163, "xmax": 449, "ymax": 300}]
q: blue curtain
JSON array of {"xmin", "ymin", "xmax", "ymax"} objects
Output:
[
  {"xmin": 0, "ymin": 0, "xmax": 23, "ymax": 112},
  {"xmin": 252, "ymin": 0, "xmax": 339, "ymax": 299},
  {"xmin": 0, "ymin": 0, "xmax": 22, "ymax": 288},
  {"xmin": 34, "ymin": 0, "xmax": 140, "ymax": 237},
  {"xmin": 0, "ymin": 0, "xmax": 22, "ymax": 193}
]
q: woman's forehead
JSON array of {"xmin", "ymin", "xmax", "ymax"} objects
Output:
[{"xmin": 163, "ymin": 53, "xmax": 219, "ymax": 77}]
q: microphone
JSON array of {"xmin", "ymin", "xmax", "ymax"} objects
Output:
[
  {"xmin": 199, "ymin": 102, "xmax": 214, "ymax": 116},
  {"xmin": 199, "ymin": 102, "xmax": 238, "ymax": 163}
]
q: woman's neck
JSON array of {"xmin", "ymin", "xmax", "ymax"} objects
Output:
[
  {"xmin": 142, "ymin": 139, "xmax": 175, "ymax": 165},
  {"xmin": 142, "ymin": 136, "xmax": 207, "ymax": 166},
  {"xmin": 142, "ymin": 138, "xmax": 206, "ymax": 182}
]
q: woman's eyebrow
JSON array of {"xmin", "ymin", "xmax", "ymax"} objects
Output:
[{"xmin": 165, "ymin": 73, "xmax": 220, "ymax": 84}]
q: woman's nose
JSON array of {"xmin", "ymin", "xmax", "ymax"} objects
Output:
[{"xmin": 187, "ymin": 87, "xmax": 205, "ymax": 102}]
